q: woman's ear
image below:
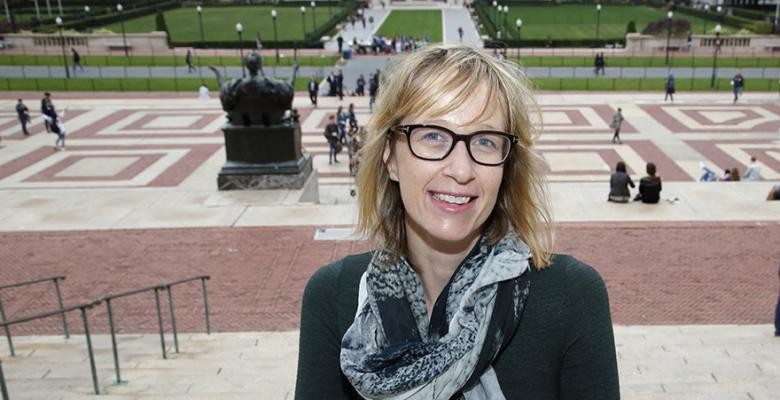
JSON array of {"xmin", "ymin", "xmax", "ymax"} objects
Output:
[{"xmin": 383, "ymin": 141, "xmax": 399, "ymax": 182}]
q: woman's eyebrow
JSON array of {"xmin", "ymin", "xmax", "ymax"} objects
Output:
[{"xmin": 422, "ymin": 119, "xmax": 502, "ymax": 131}]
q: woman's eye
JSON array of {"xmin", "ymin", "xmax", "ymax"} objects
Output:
[
  {"xmin": 419, "ymin": 131, "xmax": 446, "ymax": 142},
  {"xmin": 473, "ymin": 136, "xmax": 499, "ymax": 149}
]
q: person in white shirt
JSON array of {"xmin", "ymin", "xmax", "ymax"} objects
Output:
[
  {"xmin": 198, "ymin": 83, "xmax": 210, "ymax": 100},
  {"xmin": 742, "ymin": 156, "xmax": 761, "ymax": 181}
]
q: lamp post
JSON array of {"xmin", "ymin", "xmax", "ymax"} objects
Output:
[
  {"xmin": 665, "ymin": 10, "xmax": 673, "ymax": 66},
  {"xmin": 117, "ymin": 3, "xmax": 128, "ymax": 57},
  {"xmin": 311, "ymin": 1, "xmax": 316, "ymax": 31},
  {"xmin": 717, "ymin": 5, "xmax": 723, "ymax": 26},
  {"xmin": 271, "ymin": 9, "xmax": 279, "ymax": 63},
  {"xmin": 300, "ymin": 6, "xmax": 306, "ymax": 38},
  {"xmin": 196, "ymin": 6, "xmax": 205, "ymax": 48},
  {"xmin": 55, "ymin": 17, "xmax": 70, "ymax": 79},
  {"xmin": 5, "ymin": 0, "xmax": 17, "ymax": 33},
  {"xmin": 515, "ymin": 18, "xmax": 522, "ymax": 59},
  {"xmin": 703, "ymin": 4, "xmax": 709, "ymax": 34},
  {"xmin": 502, "ymin": 5, "xmax": 509, "ymax": 35},
  {"xmin": 596, "ymin": 3, "xmax": 602, "ymax": 39},
  {"xmin": 492, "ymin": 1, "xmax": 497, "ymax": 27},
  {"xmin": 710, "ymin": 24, "xmax": 721, "ymax": 88},
  {"xmin": 236, "ymin": 22, "xmax": 244, "ymax": 77}
]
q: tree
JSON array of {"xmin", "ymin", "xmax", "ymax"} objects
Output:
[{"xmin": 626, "ymin": 21, "xmax": 637, "ymax": 34}]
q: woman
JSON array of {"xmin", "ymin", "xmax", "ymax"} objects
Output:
[
  {"xmin": 296, "ymin": 45, "xmax": 619, "ymax": 399},
  {"xmin": 608, "ymin": 161, "xmax": 635, "ymax": 203},
  {"xmin": 635, "ymin": 162, "xmax": 662, "ymax": 204},
  {"xmin": 610, "ymin": 107, "xmax": 624, "ymax": 144}
]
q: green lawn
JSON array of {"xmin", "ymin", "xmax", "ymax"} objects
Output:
[
  {"xmin": 0, "ymin": 77, "xmax": 311, "ymax": 92},
  {"xmin": 3, "ymin": 77, "xmax": 776, "ymax": 93},
  {"xmin": 101, "ymin": 6, "xmax": 344, "ymax": 42},
  {"xmin": 0, "ymin": 54, "xmax": 340, "ymax": 67},
  {"xmin": 491, "ymin": 5, "xmax": 737, "ymax": 41},
  {"xmin": 512, "ymin": 55, "xmax": 780, "ymax": 68},
  {"xmin": 376, "ymin": 10, "xmax": 442, "ymax": 43},
  {"xmin": 3, "ymin": 54, "xmax": 774, "ymax": 69}
]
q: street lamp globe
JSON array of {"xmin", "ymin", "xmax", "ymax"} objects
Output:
[
  {"xmin": 56, "ymin": 16, "xmax": 62, "ymax": 25},
  {"xmin": 492, "ymin": 0, "xmax": 497, "ymax": 7},
  {"xmin": 300, "ymin": 6, "xmax": 305, "ymax": 14},
  {"xmin": 196, "ymin": 5, "xmax": 202, "ymax": 13},
  {"xmin": 596, "ymin": 3, "xmax": 602, "ymax": 12},
  {"xmin": 116, "ymin": 3, "xmax": 123, "ymax": 12},
  {"xmin": 235, "ymin": 22, "xmax": 243, "ymax": 33},
  {"xmin": 704, "ymin": 4, "xmax": 710, "ymax": 11},
  {"xmin": 716, "ymin": 5, "xmax": 722, "ymax": 13},
  {"xmin": 503, "ymin": 5, "xmax": 509, "ymax": 14},
  {"xmin": 84, "ymin": 5, "xmax": 90, "ymax": 13},
  {"xmin": 311, "ymin": 1, "xmax": 315, "ymax": 7},
  {"xmin": 516, "ymin": 18, "xmax": 522, "ymax": 29},
  {"xmin": 271, "ymin": 9, "xmax": 277, "ymax": 19},
  {"xmin": 715, "ymin": 24, "xmax": 721, "ymax": 33},
  {"xmin": 667, "ymin": 11, "xmax": 673, "ymax": 19}
]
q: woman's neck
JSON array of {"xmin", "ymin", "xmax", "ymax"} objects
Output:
[{"xmin": 405, "ymin": 222, "xmax": 481, "ymax": 317}]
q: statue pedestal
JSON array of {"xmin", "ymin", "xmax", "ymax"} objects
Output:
[{"xmin": 217, "ymin": 123, "xmax": 316, "ymax": 195}]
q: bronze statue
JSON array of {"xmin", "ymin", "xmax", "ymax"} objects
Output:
[{"xmin": 210, "ymin": 53, "xmax": 300, "ymax": 127}]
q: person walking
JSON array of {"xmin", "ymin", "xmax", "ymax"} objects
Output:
[
  {"xmin": 355, "ymin": 74, "xmax": 365, "ymax": 96},
  {"xmin": 457, "ymin": 26, "xmax": 464, "ymax": 42},
  {"xmin": 308, "ymin": 76, "xmax": 319, "ymax": 106},
  {"xmin": 40, "ymin": 92, "xmax": 56, "ymax": 133},
  {"xmin": 731, "ymin": 70, "xmax": 744, "ymax": 103},
  {"xmin": 71, "ymin": 48, "xmax": 84, "ymax": 73},
  {"xmin": 324, "ymin": 115, "xmax": 340, "ymax": 164},
  {"xmin": 610, "ymin": 107, "xmax": 624, "ymax": 144},
  {"xmin": 335, "ymin": 69, "xmax": 344, "ymax": 101},
  {"xmin": 664, "ymin": 73, "xmax": 676, "ymax": 102},
  {"xmin": 337, "ymin": 35, "xmax": 344, "ymax": 54},
  {"xmin": 368, "ymin": 72, "xmax": 379, "ymax": 112},
  {"xmin": 185, "ymin": 49, "xmax": 195, "ymax": 73},
  {"xmin": 15, "ymin": 99, "xmax": 30, "ymax": 137},
  {"xmin": 255, "ymin": 32, "xmax": 263, "ymax": 50}
]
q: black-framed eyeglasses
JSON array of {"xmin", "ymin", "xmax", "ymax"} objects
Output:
[{"xmin": 389, "ymin": 124, "xmax": 517, "ymax": 166}]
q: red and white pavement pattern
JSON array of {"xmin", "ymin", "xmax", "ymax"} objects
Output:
[
  {"xmin": 1, "ymin": 97, "xmax": 779, "ymax": 188},
  {"xmin": 0, "ymin": 93, "xmax": 779, "ymax": 335}
]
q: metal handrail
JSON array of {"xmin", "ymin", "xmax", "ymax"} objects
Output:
[
  {"xmin": 0, "ymin": 276, "xmax": 70, "ymax": 356},
  {"xmin": 0, "ymin": 300, "xmax": 102, "ymax": 399},
  {"xmin": 0, "ymin": 275, "xmax": 211, "ymax": 400},
  {"xmin": 98, "ymin": 275, "xmax": 211, "ymax": 385}
]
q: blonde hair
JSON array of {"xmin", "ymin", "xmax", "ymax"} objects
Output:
[{"xmin": 355, "ymin": 44, "xmax": 554, "ymax": 269}]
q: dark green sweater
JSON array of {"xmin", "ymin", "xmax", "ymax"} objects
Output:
[{"xmin": 295, "ymin": 253, "xmax": 620, "ymax": 399}]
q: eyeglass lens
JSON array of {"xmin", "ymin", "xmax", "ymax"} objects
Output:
[{"xmin": 407, "ymin": 126, "xmax": 511, "ymax": 165}]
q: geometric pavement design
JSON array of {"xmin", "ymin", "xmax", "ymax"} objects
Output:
[{"xmin": 1, "ymin": 99, "xmax": 779, "ymax": 190}]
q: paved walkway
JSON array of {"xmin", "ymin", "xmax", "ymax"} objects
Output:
[
  {"xmin": 1, "ymin": 326, "xmax": 777, "ymax": 400},
  {"xmin": 0, "ymin": 86, "xmax": 779, "ymax": 398}
]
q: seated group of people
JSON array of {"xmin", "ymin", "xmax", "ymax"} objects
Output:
[
  {"xmin": 699, "ymin": 157, "xmax": 761, "ymax": 182},
  {"xmin": 608, "ymin": 161, "xmax": 661, "ymax": 204}
]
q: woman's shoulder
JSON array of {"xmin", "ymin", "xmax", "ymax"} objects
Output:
[
  {"xmin": 533, "ymin": 254, "xmax": 608, "ymax": 296},
  {"xmin": 305, "ymin": 253, "xmax": 371, "ymax": 295}
]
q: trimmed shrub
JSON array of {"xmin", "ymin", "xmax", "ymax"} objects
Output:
[
  {"xmin": 626, "ymin": 21, "xmax": 637, "ymax": 34},
  {"xmin": 641, "ymin": 18, "xmax": 691, "ymax": 36}
]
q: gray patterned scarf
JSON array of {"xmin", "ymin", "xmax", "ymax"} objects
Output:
[{"xmin": 340, "ymin": 232, "xmax": 532, "ymax": 399}]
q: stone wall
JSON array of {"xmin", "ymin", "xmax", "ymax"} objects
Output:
[
  {"xmin": 625, "ymin": 32, "xmax": 780, "ymax": 52},
  {"xmin": 2, "ymin": 32, "xmax": 169, "ymax": 52}
]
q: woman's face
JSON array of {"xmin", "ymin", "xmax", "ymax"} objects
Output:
[{"xmin": 384, "ymin": 84, "xmax": 506, "ymax": 248}]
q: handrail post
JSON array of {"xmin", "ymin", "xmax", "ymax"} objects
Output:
[
  {"xmin": 0, "ymin": 357, "xmax": 9, "ymax": 400},
  {"xmin": 0, "ymin": 299, "xmax": 15, "ymax": 357},
  {"xmin": 105, "ymin": 298, "xmax": 123, "ymax": 384},
  {"xmin": 165, "ymin": 286, "xmax": 179, "ymax": 354},
  {"xmin": 79, "ymin": 306, "xmax": 100, "ymax": 395},
  {"xmin": 52, "ymin": 278, "xmax": 69, "ymax": 338},
  {"xmin": 201, "ymin": 277, "xmax": 211, "ymax": 335},
  {"xmin": 153, "ymin": 288, "xmax": 167, "ymax": 359}
]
